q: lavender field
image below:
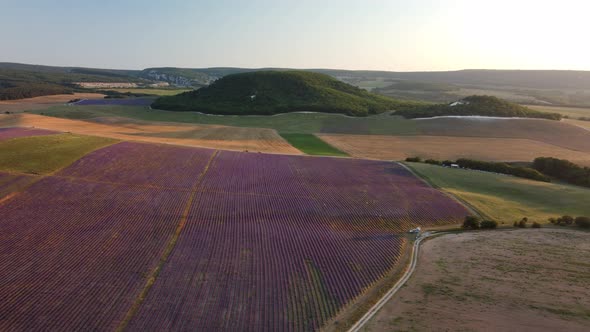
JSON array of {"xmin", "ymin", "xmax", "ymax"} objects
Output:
[
  {"xmin": 0, "ymin": 127, "xmax": 57, "ymax": 141},
  {"xmin": 0, "ymin": 142, "xmax": 469, "ymax": 331},
  {"xmin": 73, "ymin": 98, "xmax": 154, "ymax": 106}
]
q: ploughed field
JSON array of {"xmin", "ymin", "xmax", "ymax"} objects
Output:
[{"xmin": 0, "ymin": 131, "xmax": 468, "ymax": 331}]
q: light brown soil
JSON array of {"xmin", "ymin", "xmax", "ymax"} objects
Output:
[
  {"xmin": 0, "ymin": 93, "xmax": 104, "ymax": 113},
  {"xmin": 0, "ymin": 114, "xmax": 301, "ymax": 154},
  {"xmin": 362, "ymin": 229, "xmax": 590, "ymax": 332},
  {"xmin": 319, "ymin": 134, "xmax": 590, "ymax": 164}
]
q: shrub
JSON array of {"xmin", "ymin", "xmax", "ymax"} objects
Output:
[
  {"xmin": 548, "ymin": 217, "xmax": 557, "ymax": 224},
  {"xmin": 462, "ymin": 215, "xmax": 481, "ymax": 229},
  {"xmin": 557, "ymin": 215, "xmax": 574, "ymax": 225},
  {"xmin": 518, "ymin": 218, "xmax": 528, "ymax": 228},
  {"xmin": 480, "ymin": 220, "xmax": 498, "ymax": 229},
  {"xmin": 532, "ymin": 222, "xmax": 541, "ymax": 228},
  {"xmin": 424, "ymin": 159, "xmax": 441, "ymax": 165},
  {"xmin": 405, "ymin": 157, "xmax": 422, "ymax": 162},
  {"xmin": 513, "ymin": 221, "xmax": 519, "ymax": 227},
  {"xmin": 442, "ymin": 160, "xmax": 454, "ymax": 167},
  {"xmin": 575, "ymin": 216, "xmax": 590, "ymax": 228}
]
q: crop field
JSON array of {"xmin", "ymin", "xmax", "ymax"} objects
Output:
[
  {"xmin": 0, "ymin": 114, "xmax": 300, "ymax": 154},
  {"xmin": 0, "ymin": 93, "xmax": 104, "ymax": 113},
  {"xmin": 0, "ymin": 172, "xmax": 36, "ymax": 200},
  {"xmin": 0, "ymin": 133, "xmax": 117, "ymax": 174},
  {"xmin": 527, "ymin": 104, "xmax": 590, "ymax": 119},
  {"xmin": 0, "ymin": 127, "xmax": 57, "ymax": 141},
  {"xmin": 413, "ymin": 117, "xmax": 590, "ymax": 153},
  {"xmin": 74, "ymin": 97, "xmax": 155, "ymax": 106},
  {"xmin": 319, "ymin": 134, "xmax": 590, "ymax": 163},
  {"xmin": 30, "ymin": 105, "xmax": 590, "ymax": 152},
  {"xmin": 364, "ymin": 229, "xmax": 590, "ymax": 331},
  {"xmin": 280, "ymin": 133, "xmax": 347, "ymax": 156},
  {"xmin": 0, "ymin": 138, "xmax": 469, "ymax": 331},
  {"xmin": 406, "ymin": 162, "xmax": 590, "ymax": 222},
  {"xmin": 99, "ymin": 88, "xmax": 193, "ymax": 96}
]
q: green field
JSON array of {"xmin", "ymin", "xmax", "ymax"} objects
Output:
[
  {"xmin": 280, "ymin": 134, "xmax": 347, "ymax": 156},
  {"xmin": 100, "ymin": 88, "xmax": 193, "ymax": 96},
  {"xmin": 0, "ymin": 134, "xmax": 117, "ymax": 174},
  {"xmin": 406, "ymin": 162, "xmax": 590, "ymax": 223},
  {"xmin": 33, "ymin": 105, "xmax": 420, "ymax": 135}
]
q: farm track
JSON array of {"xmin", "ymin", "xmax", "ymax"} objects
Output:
[{"xmin": 347, "ymin": 232, "xmax": 433, "ymax": 332}]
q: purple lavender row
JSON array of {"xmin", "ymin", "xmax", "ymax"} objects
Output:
[
  {"xmin": 0, "ymin": 172, "xmax": 37, "ymax": 199},
  {"xmin": 128, "ymin": 152, "xmax": 467, "ymax": 331},
  {"xmin": 0, "ymin": 177, "xmax": 190, "ymax": 331},
  {"xmin": 0, "ymin": 127, "xmax": 58, "ymax": 141},
  {"xmin": 128, "ymin": 192, "xmax": 406, "ymax": 332},
  {"xmin": 58, "ymin": 142, "xmax": 215, "ymax": 190}
]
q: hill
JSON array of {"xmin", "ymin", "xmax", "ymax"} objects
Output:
[
  {"xmin": 152, "ymin": 71, "xmax": 422, "ymax": 116},
  {"xmin": 394, "ymin": 95, "xmax": 562, "ymax": 120}
]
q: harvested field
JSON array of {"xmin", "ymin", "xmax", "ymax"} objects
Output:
[
  {"xmin": 0, "ymin": 114, "xmax": 301, "ymax": 154},
  {"xmin": 527, "ymin": 104, "xmax": 590, "ymax": 119},
  {"xmin": 319, "ymin": 134, "xmax": 590, "ymax": 164},
  {"xmin": 1, "ymin": 142, "xmax": 469, "ymax": 331},
  {"xmin": 0, "ymin": 93, "xmax": 104, "ymax": 113},
  {"xmin": 363, "ymin": 229, "xmax": 590, "ymax": 332},
  {"xmin": 414, "ymin": 117, "xmax": 590, "ymax": 153}
]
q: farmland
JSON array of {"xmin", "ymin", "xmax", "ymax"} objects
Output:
[
  {"xmin": 280, "ymin": 133, "xmax": 347, "ymax": 156},
  {"xmin": 406, "ymin": 162, "xmax": 590, "ymax": 222},
  {"xmin": 363, "ymin": 229, "xmax": 590, "ymax": 332},
  {"xmin": 0, "ymin": 133, "xmax": 469, "ymax": 331},
  {"xmin": 0, "ymin": 93, "xmax": 104, "ymax": 113},
  {"xmin": 319, "ymin": 134, "xmax": 590, "ymax": 164},
  {"xmin": 29, "ymin": 105, "xmax": 590, "ymax": 153},
  {"xmin": 0, "ymin": 114, "xmax": 300, "ymax": 154},
  {"xmin": 0, "ymin": 133, "xmax": 117, "ymax": 174}
]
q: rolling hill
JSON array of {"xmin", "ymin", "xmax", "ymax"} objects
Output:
[
  {"xmin": 394, "ymin": 95, "xmax": 562, "ymax": 120},
  {"xmin": 151, "ymin": 71, "xmax": 422, "ymax": 116}
]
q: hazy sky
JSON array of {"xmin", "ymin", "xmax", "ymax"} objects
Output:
[{"xmin": 1, "ymin": 0, "xmax": 589, "ymax": 71}]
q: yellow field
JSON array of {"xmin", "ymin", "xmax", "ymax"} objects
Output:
[
  {"xmin": 318, "ymin": 134, "xmax": 590, "ymax": 164},
  {"xmin": 0, "ymin": 114, "xmax": 301, "ymax": 155}
]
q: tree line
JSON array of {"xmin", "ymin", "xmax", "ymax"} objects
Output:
[{"xmin": 533, "ymin": 157, "xmax": 590, "ymax": 188}]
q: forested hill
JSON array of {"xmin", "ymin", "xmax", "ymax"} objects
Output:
[
  {"xmin": 151, "ymin": 71, "xmax": 422, "ymax": 116},
  {"xmin": 394, "ymin": 95, "xmax": 562, "ymax": 120}
]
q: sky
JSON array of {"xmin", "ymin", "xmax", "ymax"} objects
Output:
[{"xmin": 1, "ymin": 0, "xmax": 589, "ymax": 71}]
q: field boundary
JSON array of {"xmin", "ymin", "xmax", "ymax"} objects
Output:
[
  {"xmin": 400, "ymin": 162, "xmax": 488, "ymax": 220},
  {"xmin": 347, "ymin": 231, "xmax": 435, "ymax": 332},
  {"xmin": 116, "ymin": 150, "xmax": 219, "ymax": 332}
]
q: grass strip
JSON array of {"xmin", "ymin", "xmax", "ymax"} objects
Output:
[{"xmin": 280, "ymin": 133, "xmax": 348, "ymax": 156}]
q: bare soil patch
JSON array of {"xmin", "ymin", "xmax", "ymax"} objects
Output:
[
  {"xmin": 0, "ymin": 93, "xmax": 104, "ymax": 113},
  {"xmin": 319, "ymin": 134, "xmax": 590, "ymax": 164},
  {"xmin": 0, "ymin": 114, "xmax": 300, "ymax": 154},
  {"xmin": 363, "ymin": 229, "xmax": 590, "ymax": 332}
]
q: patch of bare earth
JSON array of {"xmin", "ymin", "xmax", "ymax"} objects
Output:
[
  {"xmin": 362, "ymin": 229, "xmax": 590, "ymax": 332},
  {"xmin": 0, "ymin": 93, "xmax": 105, "ymax": 113},
  {"xmin": 319, "ymin": 134, "xmax": 590, "ymax": 165},
  {"xmin": 0, "ymin": 114, "xmax": 301, "ymax": 154}
]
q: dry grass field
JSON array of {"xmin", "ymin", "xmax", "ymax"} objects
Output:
[
  {"xmin": 0, "ymin": 93, "xmax": 104, "ymax": 113},
  {"xmin": 319, "ymin": 134, "xmax": 590, "ymax": 164},
  {"xmin": 527, "ymin": 105, "xmax": 590, "ymax": 119},
  {"xmin": 414, "ymin": 117, "xmax": 590, "ymax": 153},
  {"xmin": 0, "ymin": 114, "xmax": 301, "ymax": 154},
  {"xmin": 363, "ymin": 229, "xmax": 590, "ymax": 332}
]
